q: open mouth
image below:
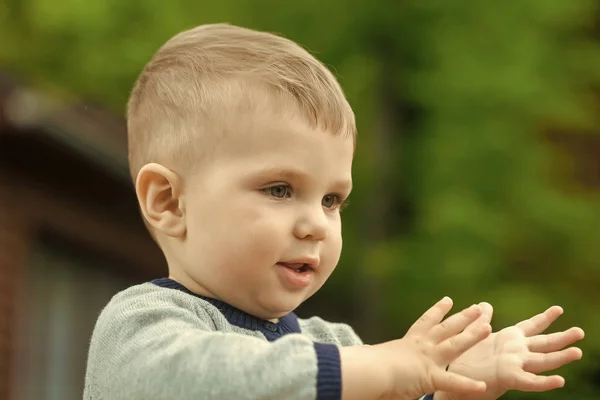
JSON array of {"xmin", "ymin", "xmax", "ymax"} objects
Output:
[
  {"xmin": 276, "ymin": 261, "xmax": 315, "ymax": 288},
  {"xmin": 277, "ymin": 262, "xmax": 313, "ymax": 273}
]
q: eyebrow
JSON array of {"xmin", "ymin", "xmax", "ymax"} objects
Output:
[{"xmin": 255, "ymin": 167, "xmax": 353, "ymax": 192}]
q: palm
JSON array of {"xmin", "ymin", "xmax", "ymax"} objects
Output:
[
  {"xmin": 437, "ymin": 303, "xmax": 584, "ymax": 400},
  {"xmin": 449, "ymin": 327, "xmax": 528, "ymax": 398}
]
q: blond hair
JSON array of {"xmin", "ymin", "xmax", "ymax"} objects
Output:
[{"xmin": 126, "ymin": 23, "xmax": 356, "ymax": 182}]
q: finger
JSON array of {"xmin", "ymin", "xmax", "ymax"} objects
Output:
[
  {"xmin": 429, "ymin": 304, "xmax": 483, "ymax": 343},
  {"xmin": 468, "ymin": 302, "xmax": 493, "ymax": 328},
  {"xmin": 511, "ymin": 371, "xmax": 565, "ymax": 392},
  {"xmin": 471, "ymin": 302, "xmax": 493, "ymax": 329},
  {"xmin": 432, "ymin": 370, "xmax": 487, "ymax": 394},
  {"xmin": 528, "ymin": 327, "xmax": 585, "ymax": 353},
  {"xmin": 523, "ymin": 347, "xmax": 583, "ymax": 374},
  {"xmin": 461, "ymin": 302, "xmax": 493, "ymax": 340},
  {"xmin": 516, "ymin": 306, "xmax": 563, "ymax": 336},
  {"xmin": 408, "ymin": 297, "xmax": 454, "ymax": 334},
  {"xmin": 478, "ymin": 302, "xmax": 494, "ymax": 323},
  {"xmin": 437, "ymin": 322, "xmax": 492, "ymax": 363}
]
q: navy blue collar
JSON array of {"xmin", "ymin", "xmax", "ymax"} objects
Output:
[{"xmin": 151, "ymin": 278, "xmax": 301, "ymax": 341}]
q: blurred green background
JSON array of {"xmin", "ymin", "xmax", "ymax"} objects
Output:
[{"xmin": 2, "ymin": 1, "xmax": 600, "ymax": 399}]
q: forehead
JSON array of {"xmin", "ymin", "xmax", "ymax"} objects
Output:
[
  {"xmin": 229, "ymin": 108, "xmax": 352, "ymax": 155},
  {"xmin": 212, "ymin": 107, "xmax": 354, "ymax": 182}
]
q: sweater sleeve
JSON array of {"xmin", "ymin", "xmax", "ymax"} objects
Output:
[
  {"xmin": 299, "ymin": 316, "xmax": 364, "ymax": 347},
  {"xmin": 84, "ymin": 288, "xmax": 339, "ymax": 400}
]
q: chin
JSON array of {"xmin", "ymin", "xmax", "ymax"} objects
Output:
[{"xmin": 261, "ymin": 298, "xmax": 304, "ymax": 318}]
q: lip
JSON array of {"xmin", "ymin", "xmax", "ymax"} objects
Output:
[
  {"xmin": 277, "ymin": 257, "xmax": 319, "ymax": 271},
  {"xmin": 276, "ymin": 260, "xmax": 317, "ymax": 289}
]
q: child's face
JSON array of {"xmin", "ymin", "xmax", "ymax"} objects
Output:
[{"xmin": 172, "ymin": 108, "xmax": 354, "ymax": 320}]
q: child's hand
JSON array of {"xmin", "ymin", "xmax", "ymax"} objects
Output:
[
  {"xmin": 351, "ymin": 297, "xmax": 492, "ymax": 400},
  {"xmin": 435, "ymin": 303, "xmax": 584, "ymax": 400}
]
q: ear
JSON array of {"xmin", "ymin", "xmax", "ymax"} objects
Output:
[{"xmin": 135, "ymin": 163, "xmax": 186, "ymax": 238}]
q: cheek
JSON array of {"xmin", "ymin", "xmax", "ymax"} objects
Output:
[
  {"xmin": 242, "ymin": 213, "xmax": 288, "ymax": 257},
  {"xmin": 215, "ymin": 204, "xmax": 288, "ymax": 262},
  {"xmin": 322, "ymin": 227, "xmax": 343, "ymax": 271}
]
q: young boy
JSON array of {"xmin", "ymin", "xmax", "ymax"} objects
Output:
[{"xmin": 84, "ymin": 23, "xmax": 584, "ymax": 400}]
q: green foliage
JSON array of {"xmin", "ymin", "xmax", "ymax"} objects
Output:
[{"xmin": 3, "ymin": 0, "xmax": 600, "ymax": 397}]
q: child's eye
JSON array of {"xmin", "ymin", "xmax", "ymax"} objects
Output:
[
  {"xmin": 264, "ymin": 184, "xmax": 292, "ymax": 199},
  {"xmin": 322, "ymin": 194, "xmax": 346, "ymax": 209}
]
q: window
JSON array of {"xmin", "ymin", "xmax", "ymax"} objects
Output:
[{"xmin": 11, "ymin": 238, "xmax": 135, "ymax": 400}]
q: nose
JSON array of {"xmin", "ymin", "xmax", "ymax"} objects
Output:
[{"xmin": 293, "ymin": 204, "xmax": 328, "ymax": 241}]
